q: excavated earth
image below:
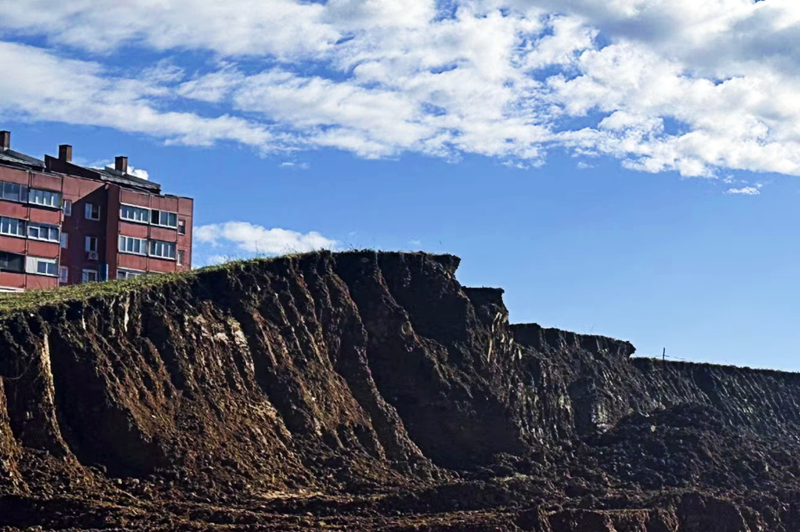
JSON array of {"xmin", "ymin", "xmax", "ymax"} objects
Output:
[{"xmin": 1, "ymin": 251, "xmax": 799, "ymax": 531}]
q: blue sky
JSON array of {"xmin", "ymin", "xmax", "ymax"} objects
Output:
[{"xmin": 1, "ymin": 1, "xmax": 799, "ymax": 370}]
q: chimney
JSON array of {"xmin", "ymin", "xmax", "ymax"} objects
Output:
[
  {"xmin": 0, "ymin": 131, "xmax": 9, "ymax": 150},
  {"xmin": 115, "ymin": 156, "xmax": 128, "ymax": 174},
  {"xmin": 58, "ymin": 144, "xmax": 72, "ymax": 162}
]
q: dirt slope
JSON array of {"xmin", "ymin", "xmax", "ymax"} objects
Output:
[{"xmin": 0, "ymin": 251, "xmax": 799, "ymax": 530}]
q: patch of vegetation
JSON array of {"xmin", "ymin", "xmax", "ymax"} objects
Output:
[
  {"xmin": 0, "ymin": 249, "xmax": 412, "ymax": 317},
  {"xmin": 0, "ymin": 257, "xmax": 261, "ymax": 316}
]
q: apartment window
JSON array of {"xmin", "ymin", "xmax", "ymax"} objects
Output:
[
  {"xmin": 0, "ymin": 217, "xmax": 25, "ymax": 237},
  {"xmin": 149, "ymin": 240, "xmax": 176, "ymax": 259},
  {"xmin": 60, "ymin": 233, "xmax": 69, "ymax": 249},
  {"xmin": 85, "ymin": 203, "xmax": 101, "ymax": 220},
  {"xmin": 120, "ymin": 204, "xmax": 149, "ymax": 223},
  {"xmin": 0, "ymin": 182, "xmax": 26, "ymax": 202},
  {"xmin": 178, "ymin": 219, "xmax": 186, "ymax": 235},
  {"xmin": 28, "ymin": 223, "xmax": 59, "ymax": 242},
  {"xmin": 0, "ymin": 251, "xmax": 24, "ymax": 273},
  {"xmin": 60, "ymin": 266, "xmax": 69, "ymax": 284},
  {"xmin": 28, "ymin": 188, "xmax": 61, "ymax": 208},
  {"xmin": 117, "ymin": 268, "xmax": 144, "ymax": 280},
  {"xmin": 151, "ymin": 209, "xmax": 178, "ymax": 228},
  {"xmin": 119, "ymin": 235, "xmax": 146, "ymax": 255},
  {"xmin": 177, "ymin": 250, "xmax": 185, "ymax": 266},
  {"xmin": 163, "ymin": 212, "xmax": 178, "ymax": 228},
  {"xmin": 26, "ymin": 256, "xmax": 58, "ymax": 277},
  {"xmin": 82, "ymin": 269, "xmax": 99, "ymax": 283},
  {"xmin": 63, "ymin": 199, "xmax": 72, "ymax": 216},
  {"xmin": 85, "ymin": 236, "xmax": 98, "ymax": 253}
]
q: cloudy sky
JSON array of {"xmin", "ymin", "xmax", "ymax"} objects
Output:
[{"xmin": 1, "ymin": 0, "xmax": 799, "ymax": 369}]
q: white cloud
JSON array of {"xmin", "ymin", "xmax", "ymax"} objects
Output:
[
  {"xmin": 549, "ymin": 41, "xmax": 800, "ymax": 176},
  {"xmin": 203, "ymin": 254, "xmax": 231, "ymax": 267},
  {"xmin": 0, "ymin": 0, "xmax": 799, "ymax": 178},
  {"xmin": 230, "ymin": 70, "xmax": 430, "ymax": 157},
  {"xmin": 127, "ymin": 165, "xmax": 149, "ymax": 180},
  {"xmin": 279, "ymin": 161, "xmax": 309, "ymax": 169},
  {"xmin": 177, "ymin": 69, "xmax": 244, "ymax": 103},
  {"xmin": 0, "ymin": 42, "xmax": 275, "ymax": 149},
  {"xmin": 194, "ymin": 222, "xmax": 337, "ymax": 255},
  {"xmin": 90, "ymin": 160, "xmax": 149, "ymax": 179},
  {"xmin": 725, "ymin": 186, "xmax": 761, "ymax": 196},
  {"xmin": 0, "ymin": 1, "xmax": 337, "ymax": 57}
]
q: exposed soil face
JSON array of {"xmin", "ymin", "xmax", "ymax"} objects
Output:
[{"xmin": 0, "ymin": 251, "xmax": 799, "ymax": 530}]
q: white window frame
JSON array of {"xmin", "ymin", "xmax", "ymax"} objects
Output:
[
  {"xmin": 85, "ymin": 236, "xmax": 98, "ymax": 253},
  {"xmin": 0, "ymin": 182, "xmax": 27, "ymax": 202},
  {"xmin": 149, "ymin": 239, "xmax": 176, "ymax": 260},
  {"xmin": 26, "ymin": 256, "xmax": 58, "ymax": 277},
  {"xmin": 120, "ymin": 204, "xmax": 150, "ymax": 224},
  {"xmin": 0, "ymin": 216, "xmax": 25, "ymax": 238},
  {"xmin": 27, "ymin": 222, "xmax": 59, "ymax": 243},
  {"xmin": 119, "ymin": 235, "xmax": 147, "ymax": 256},
  {"xmin": 178, "ymin": 219, "xmax": 186, "ymax": 235},
  {"xmin": 85, "ymin": 203, "xmax": 101, "ymax": 220},
  {"xmin": 81, "ymin": 269, "xmax": 99, "ymax": 283},
  {"xmin": 60, "ymin": 266, "xmax": 68, "ymax": 284},
  {"xmin": 163, "ymin": 211, "xmax": 178, "ymax": 228},
  {"xmin": 117, "ymin": 268, "xmax": 145, "ymax": 280},
  {"xmin": 28, "ymin": 188, "xmax": 61, "ymax": 208},
  {"xmin": 63, "ymin": 199, "xmax": 72, "ymax": 217},
  {"xmin": 60, "ymin": 233, "xmax": 69, "ymax": 249},
  {"xmin": 150, "ymin": 209, "xmax": 178, "ymax": 228}
]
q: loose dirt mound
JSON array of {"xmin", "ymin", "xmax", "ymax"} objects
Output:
[{"xmin": 0, "ymin": 251, "xmax": 798, "ymax": 530}]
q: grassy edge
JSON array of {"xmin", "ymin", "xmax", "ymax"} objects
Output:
[
  {"xmin": 0, "ymin": 249, "xmax": 452, "ymax": 317},
  {"xmin": 0, "ymin": 256, "xmax": 270, "ymax": 316}
]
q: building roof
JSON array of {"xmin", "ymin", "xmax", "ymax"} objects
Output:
[
  {"xmin": 92, "ymin": 166, "xmax": 161, "ymax": 193},
  {"xmin": 0, "ymin": 142, "xmax": 165, "ymax": 195},
  {"xmin": 41, "ymin": 155, "xmax": 163, "ymax": 195},
  {"xmin": 0, "ymin": 149, "xmax": 45, "ymax": 171}
]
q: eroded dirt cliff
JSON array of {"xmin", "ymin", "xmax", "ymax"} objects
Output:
[{"xmin": 0, "ymin": 251, "xmax": 798, "ymax": 531}]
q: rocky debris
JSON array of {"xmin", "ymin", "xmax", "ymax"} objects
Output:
[{"xmin": 0, "ymin": 251, "xmax": 798, "ymax": 530}]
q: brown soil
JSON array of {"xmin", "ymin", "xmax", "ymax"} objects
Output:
[{"xmin": 0, "ymin": 251, "xmax": 798, "ymax": 531}]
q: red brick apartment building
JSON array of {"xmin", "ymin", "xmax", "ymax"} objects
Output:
[{"xmin": 0, "ymin": 131, "xmax": 193, "ymax": 292}]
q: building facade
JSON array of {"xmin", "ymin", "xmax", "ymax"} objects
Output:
[{"xmin": 0, "ymin": 131, "xmax": 193, "ymax": 292}]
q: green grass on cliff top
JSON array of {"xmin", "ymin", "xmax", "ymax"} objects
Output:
[
  {"xmin": 0, "ymin": 250, "xmax": 434, "ymax": 316},
  {"xmin": 0, "ymin": 258, "xmax": 259, "ymax": 316}
]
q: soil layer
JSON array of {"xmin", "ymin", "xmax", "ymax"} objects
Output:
[{"xmin": 0, "ymin": 251, "xmax": 798, "ymax": 531}]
